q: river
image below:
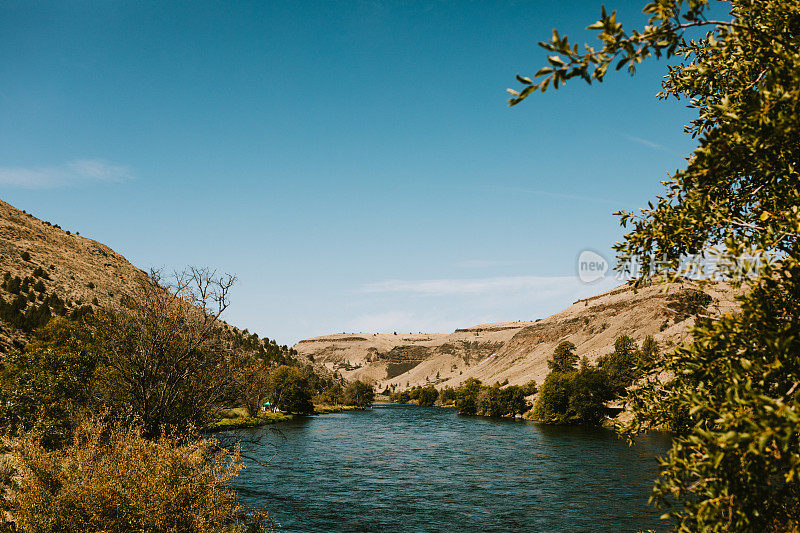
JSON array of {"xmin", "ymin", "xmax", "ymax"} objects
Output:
[{"xmin": 224, "ymin": 403, "xmax": 671, "ymax": 532}]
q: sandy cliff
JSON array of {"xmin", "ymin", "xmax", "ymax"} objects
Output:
[{"xmin": 294, "ymin": 280, "xmax": 741, "ymax": 391}]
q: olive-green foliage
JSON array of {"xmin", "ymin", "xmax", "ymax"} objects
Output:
[
  {"xmin": 0, "ymin": 317, "xmax": 99, "ymax": 447},
  {"xmin": 477, "ymin": 383, "xmax": 529, "ymax": 418},
  {"xmin": 417, "ymin": 385, "xmax": 438, "ymax": 407},
  {"xmin": 532, "ymin": 372, "xmax": 574, "ymax": 423},
  {"xmin": 4, "ymin": 416, "xmax": 244, "ymax": 533},
  {"xmin": 521, "ymin": 380, "xmax": 538, "ymax": 396},
  {"xmin": 389, "ymin": 384, "xmax": 436, "ymax": 406},
  {"xmin": 568, "ymin": 364, "xmax": 615, "ymax": 426},
  {"xmin": 548, "ymin": 341, "xmax": 578, "ymax": 373},
  {"xmin": 342, "ymin": 380, "xmax": 375, "ymax": 408},
  {"xmin": 512, "ymin": 1, "xmax": 800, "ymax": 529},
  {"xmin": 0, "ymin": 285, "xmax": 74, "ymax": 333},
  {"xmin": 624, "ymin": 263, "xmax": 800, "ymax": 531},
  {"xmin": 453, "ymin": 379, "xmax": 529, "ymax": 417},
  {"xmin": 391, "ymin": 389, "xmax": 412, "ymax": 404},
  {"xmin": 267, "ymin": 365, "xmax": 314, "ymax": 414},
  {"xmin": 314, "ymin": 382, "xmax": 344, "ymax": 406},
  {"xmin": 454, "ymin": 378, "xmax": 482, "ymax": 415},
  {"xmin": 231, "ymin": 357, "xmax": 271, "ymax": 418},
  {"xmin": 534, "ymin": 340, "xmax": 630, "ymax": 425},
  {"xmin": 439, "ymin": 386, "xmax": 457, "ymax": 404},
  {"xmin": 597, "ymin": 335, "xmax": 641, "ymax": 394},
  {"xmin": 533, "ymin": 366, "xmax": 615, "ymax": 425}
]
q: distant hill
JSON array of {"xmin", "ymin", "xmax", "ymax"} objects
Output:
[{"xmin": 294, "ymin": 280, "xmax": 741, "ymax": 392}]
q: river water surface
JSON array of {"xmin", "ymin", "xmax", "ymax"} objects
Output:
[{"xmin": 226, "ymin": 403, "xmax": 670, "ymax": 532}]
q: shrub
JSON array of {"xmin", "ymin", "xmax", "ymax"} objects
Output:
[
  {"xmin": 266, "ymin": 365, "xmax": 314, "ymax": 414},
  {"xmin": 532, "ymin": 373, "xmax": 574, "ymax": 423},
  {"xmin": 0, "ymin": 318, "xmax": 99, "ymax": 446},
  {"xmin": 454, "ymin": 378, "xmax": 482, "ymax": 415},
  {"xmin": 342, "ymin": 380, "xmax": 375, "ymax": 408},
  {"xmin": 417, "ymin": 385, "xmax": 438, "ymax": 407},
  {"xmin": 439, "ymin": 386, "xmax": 457, "ymax": 404},
  {"xmin": 20, "ymin": 251, "xmax": 30, "ymax": 262},
  {"xmin": 4, "ymin": 416, "xmax": 244, "ymax": 533}
]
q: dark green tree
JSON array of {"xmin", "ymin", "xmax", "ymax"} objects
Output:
[
  {"xmin": 454, "ymin": 378, "xmax": 482, "ymax": 415},
  {"xmin": 532, "ymin": 372, "xmax": 573, "ymax": 424},
  {"xmin": 548, "ymin": 341, "xmax": 578, "ymax": 373},
  {"xmin": 417, "ymin": 385, "xmax": 439, "ymax": 407},
  {"xmin": 342, "ymin": 380, "xmax": 375, "ymax": 408},
  {"xmin": 267, "ymin": 365, "xmax": 314, "ymax": 414},
  {"xmin": 597, "ymin": 335, "xmax": 640, "ymax": 393},
  {"xmin": 568, "ymin": 365, "xmax": 614, "ymax": 425}
]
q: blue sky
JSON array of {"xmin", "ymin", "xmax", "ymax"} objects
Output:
[{"xmin": 1, "ymin": 1, "xmax": 705, "ymax": 344}]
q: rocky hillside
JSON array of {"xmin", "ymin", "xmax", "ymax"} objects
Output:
[{"xmin": 294, "ymin": 280, "xmax": 741, "ymax": 392}]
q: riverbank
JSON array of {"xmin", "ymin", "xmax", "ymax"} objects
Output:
[
  {"xmin": 204, "ymin": 404, "xmax": 369, "ymax": 431},
  {"xmin": 204, "ymin": 408, "xmax": 293, "ymax": 431}
]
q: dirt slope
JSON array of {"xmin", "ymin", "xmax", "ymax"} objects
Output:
[{"xmin": 294, "ymin": 280, "xmax": 741, "ymax": 391}]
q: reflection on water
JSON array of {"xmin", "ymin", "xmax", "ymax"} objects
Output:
[{"xmin": 222, "ymin": 403, "xmax": 671, "ymax": 532}]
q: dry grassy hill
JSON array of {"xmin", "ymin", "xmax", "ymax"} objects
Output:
[
  {"xmin": 294, "ymin": 280, "xmax": 741, "ymax": 392},
  {"xmin": 0, "ymin": 199, "xmax": 147, "ymax": 351},
  {"xmin": 0, "ymin": 198, "xmax": 295, "ymax": 363}
]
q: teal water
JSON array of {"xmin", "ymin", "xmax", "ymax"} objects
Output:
[{"xmin": 224, "ymin": 403, "xmax": 671, "ymax": 532}]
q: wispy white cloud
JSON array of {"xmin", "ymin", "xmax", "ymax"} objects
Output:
[
  {"xmin": 455, "ymin": 259, "xmax": 517, "ymax": 268},
  {"xmin": 0, "ymin": 159, "xmax": 133, "ymax": 189},
  {"xmin": 361, "ymin": 275, "xmax": 576, "ymax": 296},
  {"xmin": 623, "ymin": 134, "xmax": 669, "ymax": 152}
]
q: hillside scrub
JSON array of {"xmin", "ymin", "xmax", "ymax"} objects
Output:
[{"xmin": 2, "ymin": 416, "xmax": 253, "ymax": 533}]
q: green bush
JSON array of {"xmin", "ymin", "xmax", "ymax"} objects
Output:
[
  {"xmin": 342, "ymin": 380, "xmax": 375, "ymax": 408},
  {"xmin": 417, "ymin": 385, "xmax": 438, "ymax": 407},
  {"xmin": 266, "ymin": 365, "xmax": 314, "ymax": 414},
  {"xmin": 454, "ymin": 378, "xmax": 482, "ymax": 415}
]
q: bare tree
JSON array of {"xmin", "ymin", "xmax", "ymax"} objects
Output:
[{"xmin": 98, "ymin": 267, "xmax": 237, "ymax": 437}]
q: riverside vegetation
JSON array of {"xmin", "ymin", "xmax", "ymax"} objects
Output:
[
  {"xmin": 0, "ymin": 267, "xmax": 373, "ymax": 532},
  {"xmin": 390, "ymin": 334, "xmax": 657, "ymax": 425},
  {"xmin": 509, "ymin": 0, "xmax": 800, "ymax": 530}
]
